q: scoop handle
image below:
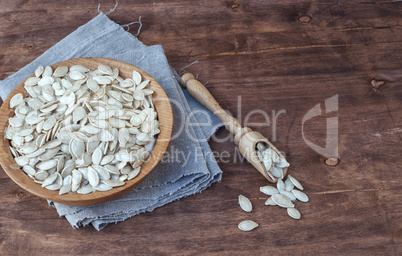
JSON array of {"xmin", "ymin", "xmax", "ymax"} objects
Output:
[
  {"xmin": 180, "ymin": 73, "xmax": 283, "ymax": 183},
  {"xmin": 180, "ymin": 73, "xmax": 241, "ymax": 134}
]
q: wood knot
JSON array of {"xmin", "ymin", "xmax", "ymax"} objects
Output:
[
  {"xmin": 17, "ymin": 191, "xmax": 27, "ymax": 199},
  {"xmin": 230, "ymin": 2, "xmax": 240, "ymax": 10},
  {"xmin": 325, "ymin": 157, "xmax": 339, "ymax": 166},
  {"xmin": 298, "ymin": 15, "xmax": 312, "ymax": 23},
  {"xmin": 371, "ymin": 79, "xmax": 385, "ymax": 89},
  {"xmin": 26, "ymin": 45, "xmax": 34, "ymax": 50}
]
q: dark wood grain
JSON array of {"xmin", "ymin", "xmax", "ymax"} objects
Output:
[{"xmin": 0, "ymin": 0, "xmax": 401, "ymax": 255}]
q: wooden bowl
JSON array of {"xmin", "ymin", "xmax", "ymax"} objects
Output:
[{"xmin": 0, "ymin": 57, "xmax": 173, "ymax": 206}]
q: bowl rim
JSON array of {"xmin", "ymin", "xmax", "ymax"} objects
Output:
[{"xmin": 0, "ymin": 57, "xmax": 173, "ymax": 206}]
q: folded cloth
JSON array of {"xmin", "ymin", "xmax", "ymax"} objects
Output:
[{"xmin": 0, "ymin": 14, "xmax": 223, "ymax": 230}]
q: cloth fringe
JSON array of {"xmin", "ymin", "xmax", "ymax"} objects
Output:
[
  {"xmin": 178, "ymin": 60, "xmax": 199, "ymax": 76},
  {"xmin": 121, "ymin": 16, "xmax": 143, "ymax": 37},
  {"xmin": 98, "ymin": 0, "xmax": 118, "ymax": 15}
]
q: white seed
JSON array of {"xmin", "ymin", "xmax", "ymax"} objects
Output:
[
  {"xmin": 137, "ymin": 80, "xmax": 150, "ymax": 90},
  {"xmin": 94, "ymin": 183, "xmax": 113, "ymax": 191},
  {"xmin": 262, "ymin": 153, "xmax": 272, "ymax": 171},
  {"xmin": 41, "ymin": 173, "xmax": 58, "ymax": 187},
  {"xmin": 137, "ymin": 132, "xmax": 151, "ymax": 142},
  {"xmin": 69, "ymin": 71, "xmax": 85, "ymax": 80},
  {"xmin": 271, "ymin": 194, "xmax": 294, "ymax": 208},
  {"xmin": 98, "ymin": 64, "xmax": 113, "ymax": 75},
  {"xmin": 71, "ymin": 182, "xmax": 80, "ymax": 192},
  {"xmin": 120, "ymin": 153, "xmax": 135, "ymax": 162},
  {"xmin": 280, "ymin": 190, "xmax": 297, "ymax": 201},
  {"xmin": 25, "ymin": 77, "xmax": 41, "ymax": 86},
  {"xmin": 92, "ymin": 147, "xmax": 103, "ymax": 165},
  {"xmin": 88, "ymin": 166, "xmax": 100, "ymax": 187},
  {"xmin": 43, "ymin": 116, "xmax": 57, "ymax": 130},
  {"xmin": 256, "ymin": 142, "xmax": 267, "ymax": 151},
  {"xmin": 70, "ymin": 138, "xmax": 85, "ymax": 159},
  {"xmin": 119, "ymin": 174, "xmax": 128, "ymax": 181},
  {"xmin": 132, "ymin": 70, "xmax": 142, "ymax": 85},
  {"xmin": 92, "ymin": 165, "xmax": 110, "ymax": 180},
  {"xmin": 46, "ymin": 183, "xmax": 62, "ymax": 190},
  {"xmin": 24, "ymin": 134, "xmax": 34, "ymax": 143},
  {"xmin": 100, "ymin": 155, "xmax": 114, "ymax": 165},
  {"xmin": 102, "ymin": 180, "xmax": 125, "ymax": 187},
  {"xmin": 127, "ymin": 167, "xmax": 140, "ymax": 180},
  {"xmin": 53, "ymin": 66, "xmax": 68, "ymax": 77},
  {"xmin": 133, "ymin": 90, "xmax": 144, "ymax": 101},
  {"xmin": 238, "ymin": 195, "xmax": 252, "ymax": 212},
  {"xmin": 35, "ymin": 66, "xmax": 44, "ymax": 77},
  {"xmin": 40, "ymin": 103, "xmax": 58, "ymax": 113},
  {"xmin": 270, "ymin": 166, "xmax": 283, "ymax": 179},
  {"xmin": 285, "ymin": 178, "xmax": 294, "ymax": 191},
  {"xmin": 122, "ymin": 93, "xmax": 134, "ymax": 102},
  {"xmin": 287, "ymin": 207, "xmax": 301, "ymax": 219},
  {"xmin": 35, "ymin": 170, "xmax": 49, "ymax": 181},
  {"xmin": 10, "ymin": 93, "xmax": 23, "ymax": 108},
  {"xmin": 72, "ymin": 169, "xmax": 82, "ymax": 184},
  {"xmin": 26, "ymin": 148, "xmax": 46, "ymax": 158},
  {"xmin": 259, "ymin": 186, "xmax": 278, "ymax": 196},
  {"xmin": 43, "ymin": 66, "xmax": 53, "ymax": 77},
  {"xmin": 23, "ymin": 166, "xmax": 36, "ymax": 176},
  {"xmin": 264, "ymin": 197, "xmax": 276, "ymax": 206},
  {"xmin": 118, "ymin": 128, "xmax": 129, "ymax": 147},
  {"xmin": 267, "ymin": 148, "xmax": 280, "ymax": 163},
  {"xmin": 38, "ymin": 76, "xmax": 54, "ymax": 86},
  {"xmin": 73, "ymin": 106, "xmax": 86, "ymax": 123},
  {"xmin": 36, "ymin": 160, "xmax": 57, "ymax": 170},
  {"xmin": 77, "ymin": 185, "xmax": 93, "ymax": 194},
  {"xmin": 8, "ymin": 117, "xmax": 23, "ymax": 127},
  {"xmin": 292, "ymin": 189, "xmax": 309, "ymax": 202},
  {"xmin": 20, "ymin": 144, "xmax": 37, "ymax": 154},
  {"xmin": 42, "ymin": 139, "xmax": 62, "ymax": 149},
  {"xmin": 93, "ymin": 76, "xmax": 113, "ymax": 85},
  {"xmin": 14, "ymin": 156, "xmax": 29, "ymax": 166},
  {"xmin": 63, "ymin": 175, "xmax": 72, "ymax": 185},
  {"xmin": 288, "ymin": 175, "xmax": 303, "ymax": 190},
  {"xmin": 238, "ymin": 220, "xmax": 258, "ymax": 232},
  {"xmin": 92, "ymin": 119, "xmax": 108, "ymax": 129},
  {"xmin": 99, "ymin": 130, "xmax": 114, "ymax": 141},
  {"xmin": 61, "ymin": 163, "xmax": 75, "ymax": 178},
  {"xmin": 70, "ymin": 65, "xmax": 90, "ymax": 73},
  {"xmin": 59, "ymin": 184, "xmax": 71, "ymax": 195},
  {"xmin": 142, "ymin": 89, "xmax": 154, "ymax": 95},
  {"xmin": 104, "ymin": 164, "xmax": 120, "ymax": 175},
  {"xmin": 276, "ymin": 158, "xmax": 290, "ymax": 168},
  {"xmin": 277, "ymin": 179, "xmax": 285, "ymax": 191},
  {"xmin": 37, "ymin": 148, "xmax": 59, "ymax": 161},
  {"xmin": 86, "ymin": 135, "xmax": 100, "ymax": 154}
]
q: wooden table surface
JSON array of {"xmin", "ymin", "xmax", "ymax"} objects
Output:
[{"xmin": 1, "ymin": 0, "xmax": 401, "ymax": 255}]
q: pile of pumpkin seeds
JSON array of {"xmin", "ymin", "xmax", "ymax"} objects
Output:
[
  {"xmin": 237, "ymin": 142, "xmax": 309, "ymax": 231},
  {"xmin": 256, "ymin": 142, "xmax": 289, "ymax": 182},
  {"xmin": 260, "ymin": 175, "xmax": 308, "ymax": 219},
  {"xmin": 6, "ymin": 64, "xmax": 160, "ymax": 195}
]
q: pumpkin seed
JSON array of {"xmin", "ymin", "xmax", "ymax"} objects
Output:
[
  {"xmin": 272, "ymin": 194, "xmax": 294, "ymax": 208},
  {"xmin": 238, "ymin": 195, "xmax": 253, "ymax": 212},
  {"xmin": 238, "ymin": 220, "xmax": 258, "ymax": 231},
  {"xmin": 292, "ymin": 189, "xmax": 309, "ymax": 202},
  {"xmin": 259, "ymin": 186, "xmax": 278, "ymax": 196},
  {"xmin": 287, "ymin": 207, "xmax": 301, "ymax": 219}
]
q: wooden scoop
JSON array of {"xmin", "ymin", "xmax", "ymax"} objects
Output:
[{"xmin": 180, "ymin": 73, "xmax": 288, "ymax": 183}]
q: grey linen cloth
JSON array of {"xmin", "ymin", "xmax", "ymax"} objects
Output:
[{"xmin": 0, "ymin": 14, "xmax": 223, "ymax": 230}]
